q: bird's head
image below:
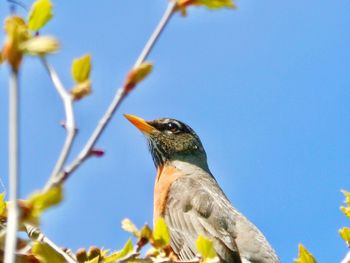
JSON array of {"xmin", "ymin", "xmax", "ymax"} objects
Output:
[{"xmin": 124, "ymin": 114, "xmax": 207, "ymax": 168}]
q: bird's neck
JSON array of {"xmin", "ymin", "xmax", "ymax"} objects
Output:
[
  {"xmin": 153, "ymin": 155, "xmax": 211, "ymax": 221},
  {"xmin": 168, "ymin": 153, "xmax": 210, "ymax": 174}
]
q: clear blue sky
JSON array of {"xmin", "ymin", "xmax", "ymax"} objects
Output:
[{"xmin": 0, "ymin": 0, "xmax": 350, "ymax": 262}]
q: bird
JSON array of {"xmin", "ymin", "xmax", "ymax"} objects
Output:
[{"xmin": 124, "ymin": 114, "xmax": 280, "ymax": 263}]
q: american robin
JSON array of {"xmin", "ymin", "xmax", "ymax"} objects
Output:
[{"xmin": 124, "ymin": 114, "xmax": 280, "ymax": 263}]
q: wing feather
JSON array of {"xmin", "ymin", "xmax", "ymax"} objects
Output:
[{"xmin": 164, "ymin": 176, "xmax": 242, "ymax": 263}]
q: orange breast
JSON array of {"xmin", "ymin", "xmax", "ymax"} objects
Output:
[{"xmin": 154, "ymin": 165, "xmax": 180, "ymax": 220}]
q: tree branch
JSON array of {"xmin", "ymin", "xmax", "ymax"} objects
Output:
[
  {"xmin": 45, "ymin": 1, "xmax": 177, "ymax": 188},
  {"xmin": 134, "ymin": 1, "xmax": 177, "ymax": 67},
  {"xmin": 25, "ymin": 224, "xmax": 77, "ymax": 263},
  {"xmin": 39, "ymin": 57, "xmax": 77, "ymax": 192},
  {"xmin": 342, "ymin": 251, "xmax": 350, "ymax": 263},
  {"xmin": 4, "ymin": 69, "xmax": 20, "ymax": 263}
]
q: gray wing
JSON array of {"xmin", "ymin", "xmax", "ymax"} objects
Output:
[{"xmin": 164, "ymin": 175, "xmax": 243, "ymax": 263}]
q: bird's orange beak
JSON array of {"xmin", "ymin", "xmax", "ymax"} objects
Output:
[{"xmin": 124, "ymin": 114, "xmax": 156, "ymax": 135}]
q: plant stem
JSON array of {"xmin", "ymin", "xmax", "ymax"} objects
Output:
[
  {"xmin": 40, "ymin": 57, "xmax": 77, "ymax": 192},
  {"xmin": 134, "ymin": 1, "xmax": 177, "ymax": 68},
  {"xmin": 25, "ymin": 224, "xmax": 77, "ymax": 263},
  {"xmin": 4, "ymin": 69, "xmax": 20, "ymax": 263},
  {"xmin": 47, "ymin": 1, "xmax": 177, "ymax": 188},
  {"xmin": 342, "ymin": 251, "xmax": 350, "ymax": 263}
]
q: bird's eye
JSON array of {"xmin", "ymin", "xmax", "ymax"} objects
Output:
[{"xmin": 167, "ymin": 122, "xmax": 180, "ymax": 133}]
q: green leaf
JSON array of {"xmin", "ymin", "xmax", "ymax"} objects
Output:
[
  {"xmin": 3, "ymin": 16, "xmax": 30, "ymax": 71},
  {"xmin": 176, "ymin": 0, "xmax": 235, "ymax": 14},
  {"xmin": 0, "ymin": 192, "xmax": 6, "ymax": 217},
  {"xmin": 196, "ymin": 0, "xmax": 235, "ymax": 9},
  {"xmin": 342, "ymin": 190, "xmax": 350, "ymax": 207},
  {"xmin": 339, "ymin": 227, "xmax": 350, "ymax": 246},
  {"xmin": 195, "ymin": 235, "xmax": 217, "ymax": 260},
  {"xmin": 32, "ymin": 242, "xmax": 66, "ymax": 263},
  {"xmin": 340, "ymin": 206, "xmax": 350, "ymax": 219},
  {"xmin": 124, "ymin": 62, "xmax": 153, "ymax": 92},
  {"xmin": 71, "ymin": 54, "xmax": 92, "ymax": 83},
  {"xmin": 28, "ymin": 0, "xmax": 53, "ymax": 31},
  {"xmin": 28, "ymin": 186, "xmax": 63, "ymax": 216},
  {"xmin": 140, "ymin": 224, "xmax": 152, "ymax": 240},
  {"xmin": 294, "ymin": 244, "xmax": 317, "ymax": 263},
  {"xmin": 20, "ymin": 36, "xmax": 60, "ymax": 55},
  {"xmin": 128, "ymin": 62, "xmax": 153, "ymax": 84},
  {"xmin": 85, "ymin": 256, "xmax": 99, "ymax": 263},
  {"xmin": 104, "ymin": 239, "xmax": 134, "ymax": 262},
  {"xmin": 152, "ymin": 217, "xmax": 170, "ymax": 248},
  {"xmin": 121, "ymin": 218, "xmax": 139, "ymax": 237}
]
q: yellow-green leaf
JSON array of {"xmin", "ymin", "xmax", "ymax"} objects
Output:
[
  {"xmin": 177, "ymin": 0, "xmax": 235, "ymax": 13},
  {"xmin": 342, "ymin": 190, "xmax": 350, "ymax": 207},
  {"xmin": 85, "ymin": 256, "xmax": 99, "ymax": 263},
  {"xmin": 71, "ymin": 54, "xmax": 92, "ymax": 83},
  {"xmin": 140, "ymin": 224, "xmax": 152, "ymax": 240},
  {"xmin": 339, "ymin": 227, "xmax": 350, "ymax": 245},
  {"xmin": 104, "ymin": 239, "xmax": 134, "ymax": 262},
  {"xmin": 3, "ymin": 16, "xmax": 30, "ymax": 71},
  {"xmin": 294, "ymin": 244, "xmax": 317, "ymax": 263},
  {"xmin": 28, "ymin": 0, "xmax": 53, "ymax": 31},
  {"xmin": 71, "ymin": 79, "xmax": 92, "ymax": 100},
  {"xmin": 196, "ymin": 0, "xmax": 235, "ymax": 9},
  {"xmin": 196, "ymin": 235, "xmax": 217, "ymax": 260},
  {"xmin": 341, "ymin": 206, "xmax": 350, "ymax": 219},
  {"xmin": 124, "ymin": 62, "xmax": 153, "ymax": 91},
  {"xmin": 4, "ymin": 16, "xmax": 28, "ymax": 38},
  {"xmin": 0, "ymin": 193, "xmax": 6, "ymax": 217},
  {"xmin": 32, "ymin": 242, "xmax": 66, "ymax": 263},
  {"xmin": 28, "ymin": 186, "xmax": 63, "ymax": 216},
  {"xmin": 153, "ymin": 217, "xmax": 170, "ymax": 248},
  {"xmin": 121, "ymin": 218, "xmax": 139, "ymax": 237},
  {"xmin": 20, "ymin": 36, "xmax": 60, "ymax": 55}
]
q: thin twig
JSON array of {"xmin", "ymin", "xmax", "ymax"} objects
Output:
[
  {"xmin": 40, "ymin": 57, "xmax": 77, "ymax": 192},
  {"xmin": 46, "ymin": 1, "xmax": 177, "ymax": 188},
  {"xmin": 134, "ymin": 1, "xmax": 177, "ymax": 67},
  {"xmin": 4, "ymin": 70, "xmax": 20, "ymax": 263},
  {"xmin": 342, "ymin": 251, "xmax": 350, "ymax": 263},
  {"xmin": 7, "ymin": 0, "xmax": 28, "ymax": 12},
  {"xmin": 117, "ymin": 255, "xmax": 203, "ymax": 263},
  {"xmin": 25, "ymin": 224, "xmax": 77, "ymax": 263}
]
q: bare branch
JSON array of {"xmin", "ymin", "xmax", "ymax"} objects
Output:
[
  {"xmin": 4, "ymin": 69, "xmax": 20, "ymax": 263},
  {"xmin": 25, "ymin": 224, "xmax": 77, "ymax": 263},
  {"xmin": 134, "ymin": 1, "xmax": 177, "ymax": 67},
  {"xmin": 342, "ymin": 251, "xmax": 350, "ymax": 263},
  {"xmin": 39, "ymin": 57, "xmax": 77, "ymax": 192},
  {"xmin": 117, "ymin": 255, "xmax": 204, "ymax": 263},
  {"xmin": 46, "ymin": 1, "xmax": 177, "ymax": 188}
]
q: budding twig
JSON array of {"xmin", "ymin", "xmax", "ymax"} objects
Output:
[
  {"xmin": 39, "ymin": 57, "xmax": 77, "ymax": 192},
  {"xmin": 46, "ymin": 1, "xmax": 177, "ymax": 188},
  {"xmin": 4, "ymin": 70, "xmax": 20, "ymax": 263},
  {"xmin": 25, "ymin": 224, "xmax": 77, "ymax": 263}
]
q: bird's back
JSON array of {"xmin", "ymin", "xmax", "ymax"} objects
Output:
[{"xmin": 161, "ymin": 160, "xmax": 280, "ymax": 263}]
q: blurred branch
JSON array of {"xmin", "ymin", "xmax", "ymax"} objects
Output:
[
  {"xmin": 117, "ymin": 256, "xmax": 203, "ymax": 263},
  {"xmin": 7, "ymin": 0, "xmax": 28, "ymax": 12},
  {"xmin": 4, "ymin": 70, "xmax": 20, "ymax": 263},
  {"xmin": 342, "ymin": 251, "xmax": 350, "ymax": 263},
  {"xmin": 25, "ymin": 224, "xmax": 77, "ymax": 263},
  {"xmin": 45, "ymin": 1, "xmax": 177, "ymax": 188},
  {"xmin": 39, "ymin": 57, "xmax": 77, "ymax": 192}
]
